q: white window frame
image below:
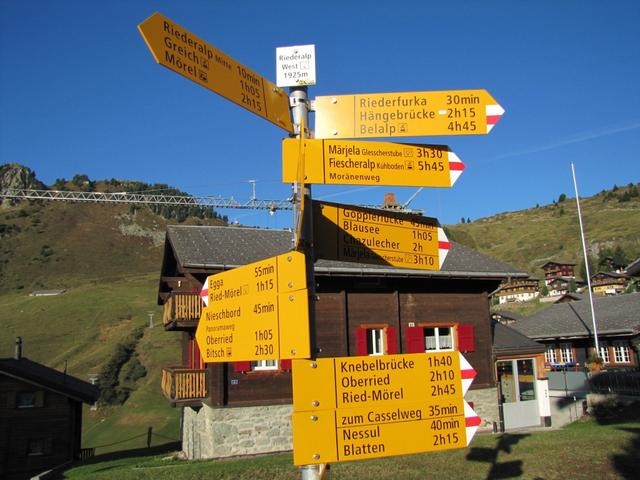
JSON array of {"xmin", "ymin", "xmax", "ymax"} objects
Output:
[
  {"xmin": 424, "ymin": 326, "xmax": 454, "ymax": 352},
  {"xmin": 252, "ymin": 360, "xmax": 278, "ymax": 371},
  {"xmin": 559, "ymin": 343, "xmax": 574, "ymax": 363},
  {"xmin": 367, "ymin": 328, "xmax": 385, "ymax": 356},
  {"xmin": 612, "ymin": 342, "xmax": 630, "ymax": 363},
  {"xmin": 545, "ymin": 345, "xmax": 558, "ymax": 364},
  {"xmin": 598, "ymin": 345, "xmax": 610, "ymax": 364}
]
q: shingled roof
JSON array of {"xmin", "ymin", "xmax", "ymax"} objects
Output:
[
  {"xmin": 164, "ymin": 225, "xmax": 526, "ymax": 280},
  {"xmin": 0, "ymin": 356, "xmax": 99, "ymax": 404},
  {"xmin": 511, "ymin": 292, "xmax": 640, "ymax": 340},
  {"xmin": 492, "ymin": 321, "xmax": 545, "ymax": 356}
]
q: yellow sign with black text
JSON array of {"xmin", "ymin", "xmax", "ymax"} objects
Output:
[
  {"xmin": 138, "ymin": 12, "xmax": 293, "ymax": 132},
  {"xmin": 291, "ymin": 353, "xmax": 468, "ymax": 465},
  {"xmin": 282, "ymin": 138, "xmax": 464, "ymax": 188},
  {"xmin": 195, "ymin": 251, "xmax": 310, "ymax": 362},
  {"xmin": 313, "ymin": 200, "xmax": 449, "ymax": 271},
  {"xmin": 314, "ymin": 90, "xmax": 504, "ymax": 139}
]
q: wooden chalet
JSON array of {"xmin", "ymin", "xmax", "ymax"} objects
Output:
[
  {"xmin": 541, "ymin": 261, "xmax": 576, "ymax": 284},
  {"xmin": 0, "ymin": 339, "xmax": 99, "ymax": 480},
  {"xmin": 493, "ymin": 277, "xmax": 540, "ymax": 304},
  {"xmin": 158, "ymin": 225, "xmax": 528, "ymax": 459},
  {"xmin": 590, "ymin": 271, "xmax": 630, "ymax": 296},
  {"xmin": 512, "ymin": 293, "xmax": 640, "ymax": 370}
]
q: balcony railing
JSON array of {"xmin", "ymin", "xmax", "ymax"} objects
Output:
[
  {"xmin": 161, "ymin": 367, "xmax": 208, "ymax": 404},
  {"xmin": 162, "ymin": 292, "xmax": 202, "ymax": 328}
]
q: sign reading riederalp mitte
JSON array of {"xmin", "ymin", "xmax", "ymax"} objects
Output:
[
  {"xmin": 138, "ymin": 12, "xmax": 293, "ymax": 132},
  {"xmin": 314, "ymin": 89, "xmax": 504, "ymax": 139},
  {"xmin": 313, "ymin": 200, "xmax": 450, "ymax": 271},
  {"xmin": 282, "ymin": 138, "xmax": 464, "ymax": 187}
]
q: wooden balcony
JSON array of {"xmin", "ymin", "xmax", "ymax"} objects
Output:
[
  {"xmin": 161, "ymin": 367, "xmax": 208, "ymax": 406},
  {"xmin": 163, "ymin": 292, "xmax": 202, "ymax": 330}
]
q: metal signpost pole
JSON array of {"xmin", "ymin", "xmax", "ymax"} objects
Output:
[{"xmin": 290, "ymin": 86, "xmax": 322, "ymax": 480}]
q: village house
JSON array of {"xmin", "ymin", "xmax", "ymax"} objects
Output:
[
  {"xmin": 511, "ymin": 293, "xmax": 640, "ymax": 371},
  {"xmin": 590, "ymin": 271, "xmax": 630, "ymax": 296},
  {"xmin": 157, "ymin": 225, "xmax": 532, "ymax": 459},
  {"xmin": 541, "ymin": 261, "xmax": 576, "ymax": 285},
  {"xmin": 493, "ymin": 277, "xmax": 540, "ymax": 304},
  {"xmin": 0, "ymin": 338, "xmax": 99, "ymax": 480}
]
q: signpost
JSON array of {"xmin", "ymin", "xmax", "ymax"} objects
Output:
[
  {"xmin": 276, "ymin": 45, "xmax": 316, "ymax": 87},
  {"xmin": 138, "ymin": 12, "xmax": 293, "ymax": 132},
  {"xmin": 282, "ymin": 138, "xmax": 464, "ymax": 188},
  {"xmin": 313, "ymin": 200, "xmax": 450, "ymax": 271},
  {"xmin": 291, "ymin": 352, "xmax": 480, "ymax": 465},
  {"xmin": 195, "ymin": 251, "xmax": 310, "ymax": 362},
  {"xmin": 314, "ymin": 89, "xmax": 504, "ymax": 139}
]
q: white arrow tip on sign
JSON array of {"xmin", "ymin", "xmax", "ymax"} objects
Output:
[
  {"xmin": 437, "ymin": 228, "xmax": 450, "ymax": 269},
  {"xmin": 464, "ymin": 401, "xmax": 481, "ymax": 445},
  {"xmin": 448, "ymin": 151, "xmax": 465, "ymax": 186}
]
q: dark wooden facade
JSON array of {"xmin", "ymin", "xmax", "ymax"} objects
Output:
[
  {"xmin": 0, "ymin": 355, "xmax": 99, "ymax": 480},
  {"xmin": 158, "ymin": 226, "xmax": 527, "ymax": 408}
]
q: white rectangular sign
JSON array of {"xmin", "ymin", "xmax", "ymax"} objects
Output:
[{"xmin": 276, "ymin": 44, "xmax": 316, "ymax": 87}]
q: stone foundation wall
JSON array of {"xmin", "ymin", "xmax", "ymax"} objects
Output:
[
  {"xmin": 182, "ymin": 387, "xmax": 499, "ymax": 459},
  {"xmin": 182, "ymin": 404, "xmax": 293, "ymax": 460},
  {"xmin": 466, "ymin": 387, "xmax": 499, "ymax": 432}
]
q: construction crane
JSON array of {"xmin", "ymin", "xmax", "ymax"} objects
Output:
[
  {"xmin": 0, "ymin": 188, "xmax": 293, "ymax": 212},
  {"xmin": 0, "ymin": 187, "xmax": 424, "ymax": 214}
]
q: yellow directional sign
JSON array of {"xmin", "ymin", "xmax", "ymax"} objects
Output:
[
  {"xmin": 314, "ymin": 90, "xmax": 504, "ymax": 139},
  {"xmin": 293, "ymin": 403, "xmax": 467, "ymax": 464},
  {"xmin": 291, "ymin": 352, "xmax": 471, "ymax": 465},
  {"xmin": 195, "ymin": 251, "xmax": 310, "ymax": 362},
  {"xmin": 138, "ymin": 12, "xmax": 293, "ymax": 132},
  {"xmin": 313, "ymin": 200, "xmax": 450, "ymax": 271},
  {"xmin": 282, "ymin": 139, "xmax": 465, "ymax": 188},
  {"xmin": 293, "ymin": 352, "xmax": 463, "ymax": 411}
]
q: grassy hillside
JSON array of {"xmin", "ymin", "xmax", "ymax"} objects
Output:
[
  {"xmin": 447, "ymin": 184, "xmax": 640, "ymax": 277},
  {"xmin": 0, "ymin": 275, "xmax": 181, "ymax": 453}
]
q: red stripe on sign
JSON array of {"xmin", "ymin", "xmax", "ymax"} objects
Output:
[
  {"xmin": 461, "ymin": 368, "xmax": 477, "ymax": 379},
  {"xmin": 438, "ymin": 241, "xmax": 451, "ymax": 250},
  {"xmin": 466, "ymin": 416, "xmax": 482, "ymax": 427},
  {"xmin": 486, "ymin": 115, "xmax": 502, "ymax": 125},
  {"xmin": 449, "ymin": 162, "xmax": 465, "ymax": 171},
  {"xmin": 200, "ymin": 289, "xmax": 208, "ymax": 297}
]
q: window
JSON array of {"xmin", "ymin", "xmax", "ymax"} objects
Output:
[
  {"xmin": 356, "ymin": 326, "xmax": 397, "ymax": 356},
  {"xmin": 424, "ymin": 327, "xmax": 453, "ymax": 352},
  {"xmin": 16, "ymin": 391, "xmax": 36, "ymax": 408},
  {"xmin": 545, "ymin": 345, "xmax": 557, "ymax": 364},
  {"xmin": 252, "ymin": 360, "xmax": 278, "ymax": 371},
  {"xmin": 612, "ymin": 342, "xmax": 630, "ymax": 363},
  {"xmin": 598, "ymin": 345, "xmax": 610, "ymax": 364},
  {"xmin": 27, "ymin": 439, "xmax": 44, "ymax": 456},
  {"xmin": 367, "ymin": 328, "xmax": 384, "ymax": 356},
  {"xmin": 559, "ymin": 343, "xmax": 574, "ymax": 363}
]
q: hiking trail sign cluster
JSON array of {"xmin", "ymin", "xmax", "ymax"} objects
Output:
[{"xmin": 139, "ymin": 10, "xmax": 503, "ymax": 469}]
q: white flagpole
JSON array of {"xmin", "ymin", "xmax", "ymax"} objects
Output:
[{"xmin": 571, "ymin": 163, "xmax": 600, "ymax": 354}]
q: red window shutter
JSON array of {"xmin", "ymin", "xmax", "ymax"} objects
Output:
[
  {"xmin": 233, "ymin": 361, "xmax": 251, "ymax": 373},
  {"xmin": 458, "ymin": 325, "xmax": 475, "ymax": 352},
  {"xmin": 355, "ymin": 328, "xmax": 368, "ymax": 356},
  {"xmin": 405, "ymin": 327, "xmax": 424, "ymax": 353},
  {"xmin": 386, "ymin": 327, "xmax": 398, "ymax": 354},
  {"xmin": 280, "ymin": 359, "xmax": 292, "ymax": 371}
]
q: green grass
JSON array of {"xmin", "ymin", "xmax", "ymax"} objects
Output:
[
  {"xmin": 447, "ymin": 187, "xmax": 640, "ymax": 276},
  {"xmin": 0, "ymin": 275, "xmax": 181, "ymax": 454},
  {"xmin": 61, "ymin": 418, "xmax": 640, "ymax": 479}
]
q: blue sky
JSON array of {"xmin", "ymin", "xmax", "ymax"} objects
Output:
[{"xmin": 1, "ymin": 1, "xmax": 639, "ymax": 229}]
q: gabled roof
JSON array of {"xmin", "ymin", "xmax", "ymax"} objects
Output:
[
  {"xmin": 511, "ymin": 292, "xmax": 640, "ymax": 340},
  {"xmin": 591, "ymin": 271, "xmax": 629, "ymax": 279},
  {"xmin": 542, "ymin": 261, "xmax": 576, "ymax": 268},
  {"xmin": 493, "ymin": 321, "xmax": 545, "ymax": 356},
  {"xmin": 626, "ymin": 257, "xmax": 640, "ymax": 276},
  {"xmin": 0, "ymin": 357, "xmax": 99, "ymax": 404},
  {"xmin": 163, "ymin": 225, "xmax": 527, "ymax": 280}
]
